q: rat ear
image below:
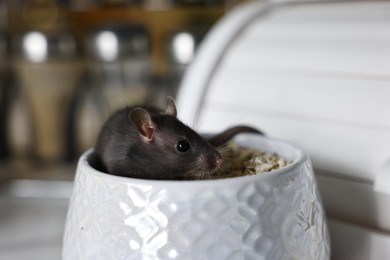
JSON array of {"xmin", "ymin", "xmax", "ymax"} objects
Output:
[
  {"xmin": 165, "ymin": 96, "xmax": 177, "ymax": 117},
  {"xmin": 129, "ymin": 108, "xmax": 155, "ymax": 141}
]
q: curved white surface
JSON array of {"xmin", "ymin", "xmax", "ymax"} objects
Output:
[
  {"xmin": 176, "ymin": 1, "xmax": 273, "ymax": 126},
  {"xmin": 63, "ymin": 135, "xmax": 330, "ymax": 259}
]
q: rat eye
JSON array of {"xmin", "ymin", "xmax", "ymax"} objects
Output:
[{"xmin": 176, "ymin": 140, "xmax": 190, "ymax": 153}]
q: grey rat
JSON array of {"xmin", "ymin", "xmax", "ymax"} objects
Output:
[
  {"xmin": 95, "ymin": 97, "xmax": 223, "ymax": 180},
  {"xmin": 95, "ymin": 97, "xmax": 263, "ymax": 180}
]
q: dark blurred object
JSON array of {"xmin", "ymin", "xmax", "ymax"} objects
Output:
[
  {"xmin": 69, "ymin": 0, "xmax": 133, "ymax": 11},
  {"xmin": 65, "ymin": 23, "xmax": 152, "ymax": 159},
  {"xmin": 12, "ymin": 29, "xmax": 84, "ymax": 162},
  {"xmin": 173, "ymin": 0, "xmax": 224, "ymax": 6},
  {"xmin": 66, "ymin": 74, "xmax": 106, "ymax": 160},
  {"xmin": 0, "ymin": 32, "xmax": 10, "ymax": 159},
  {"xmin": 6, "ymin": 73, "xmax": 33, "ymax": 160},
  {"xmin": 85, "ymin": 23, "xmax": 152, "ymax": 113},
  {"xmin": 140, "ymin": 0, "xmax": 174, "ymax": 10},
  {"xmin": 165, "ymin": 26, "xmax": 209, "ymax": 97}
]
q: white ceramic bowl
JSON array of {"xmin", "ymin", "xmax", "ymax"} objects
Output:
[{"xmin": 62, "ymin": 134, "xmax": 330, "ymax": 259}]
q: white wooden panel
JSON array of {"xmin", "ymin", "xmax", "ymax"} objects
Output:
[
  {"xmin": 207, "ymin": 71, "xmax": 390, "ymax": 128},
  {"xmin": 317, "ymin": 174, "xmax": 390, "ymax": 232},
  {"xmin": 226, "ymin": 2, "xmax": 390, "ymax": 75},
  {"xmin": 196, "ymin": 106, "xmax": 390, "ymax": 181}
]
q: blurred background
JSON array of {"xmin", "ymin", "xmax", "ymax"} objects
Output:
[
  {"xmin": 2, "ymin": 0, "xmax": 389, "ymax": 259},
  {"xmin": 0, "ymin": 0, "xmax": 242, "ymax": 258},
  {"xmin": 0, "ymin": 0, "xmax": 243, "ymax": 180}
]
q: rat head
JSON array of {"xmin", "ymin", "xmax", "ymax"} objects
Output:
[{"xmin": 129, "ymin": 97, "xmax": 223, "ymax": 180}]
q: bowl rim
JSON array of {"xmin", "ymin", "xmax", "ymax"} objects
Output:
[{"xmin": 78, "ymin": 134, "xmax": 307, "ymax": 188}]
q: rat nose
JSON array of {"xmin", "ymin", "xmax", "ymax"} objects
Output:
[{"xmin": 211, "ymin": 153, "xmax": 223, "ymax": 168}]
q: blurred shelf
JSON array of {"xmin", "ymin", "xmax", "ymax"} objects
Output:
[
  {"xmin": 0, "ymin": 159, "xmax": 76, "ymax": 182},
  {"xmin": 0, "ymin": 159, "xmax": 76, "ymax": 199},
  {"xmin": 72, "ymin": 6, "xmax": 225, "ymax": 74}
]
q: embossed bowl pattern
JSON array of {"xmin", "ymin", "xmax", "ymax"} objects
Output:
[{"xmin": 62, "ymin": 135, "xmax": 330, "ymax": 259}]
